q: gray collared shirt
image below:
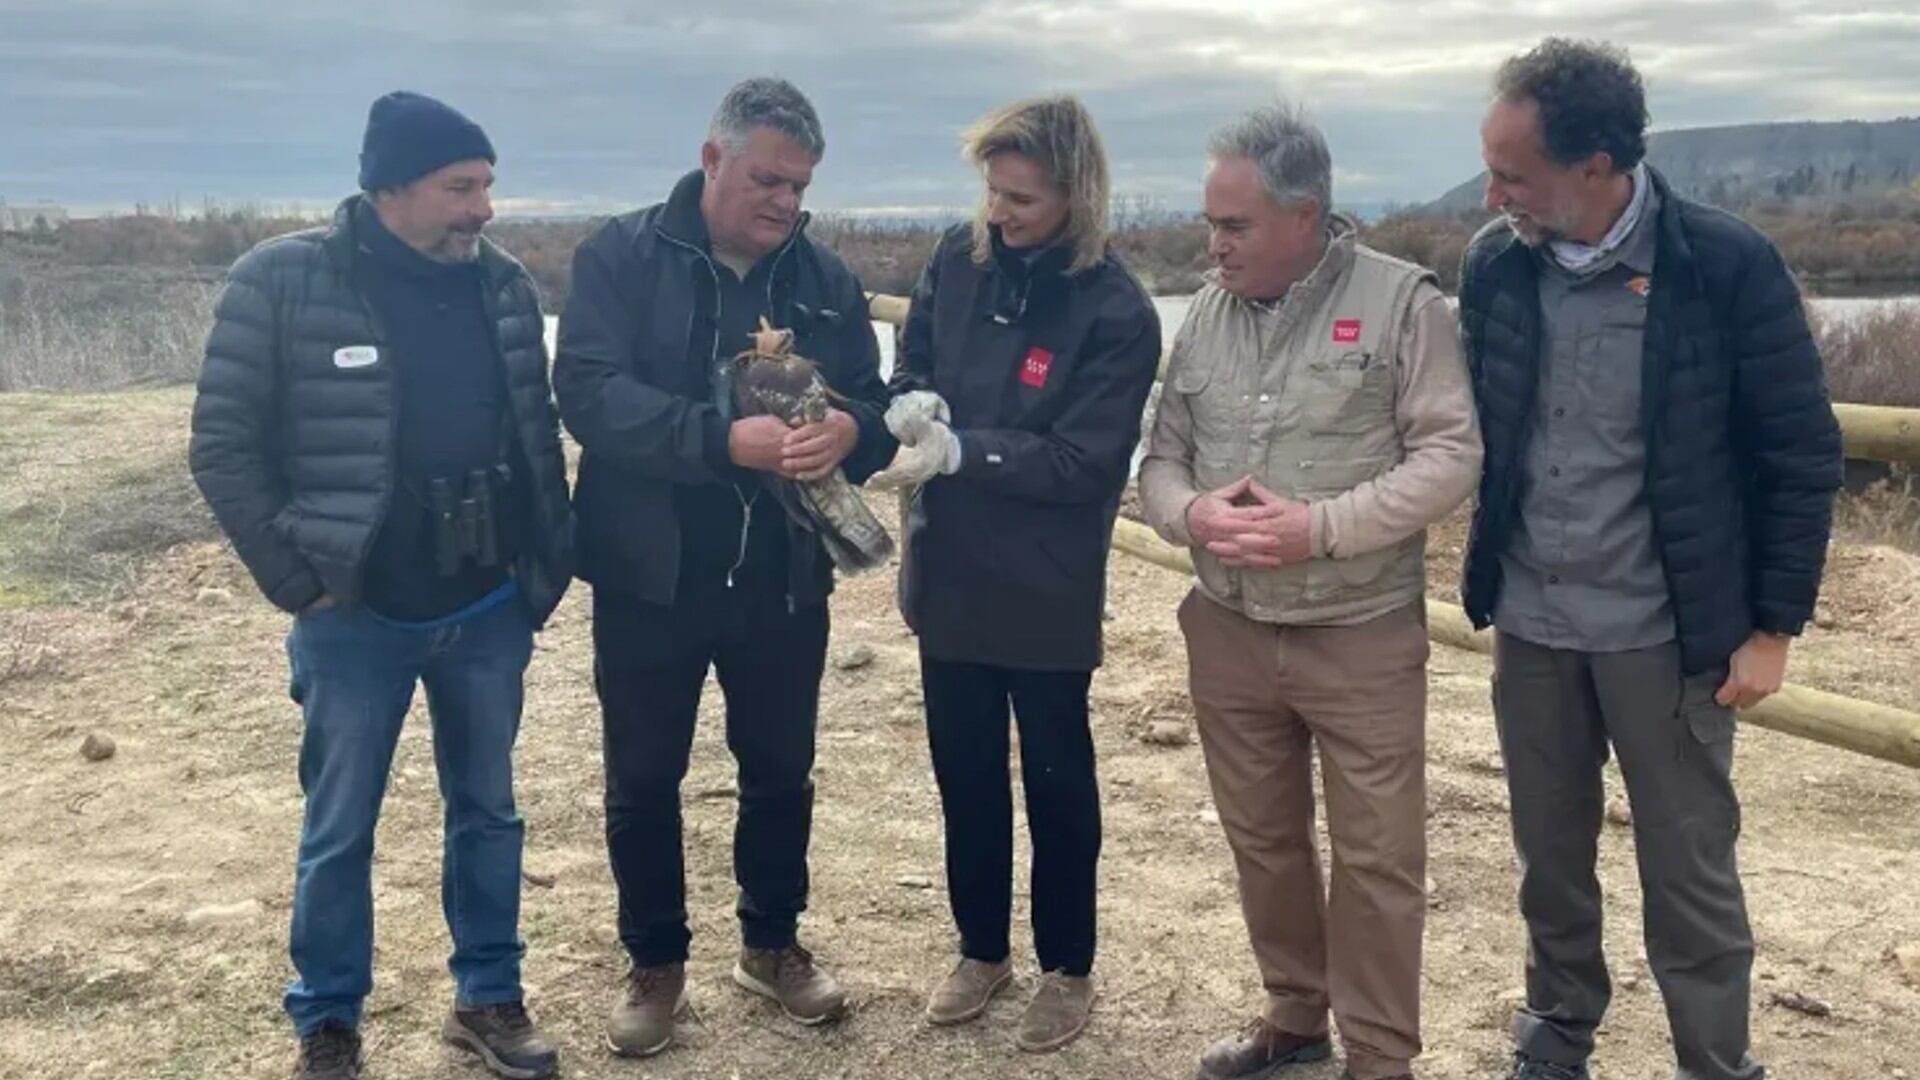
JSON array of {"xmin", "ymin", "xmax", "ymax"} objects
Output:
[{"xmin": 1495, "ymin": 182, "xmax": 1677, "ymax": 652}]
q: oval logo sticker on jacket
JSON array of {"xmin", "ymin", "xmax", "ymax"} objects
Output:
[{"xmin": 333, "ymin": 345, "xmax": 379, "ymax": 369}]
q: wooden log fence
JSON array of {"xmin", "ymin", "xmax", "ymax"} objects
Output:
[{"xmin": 871, "ymin": 293, "xmax": 1920, "ymax": 769}]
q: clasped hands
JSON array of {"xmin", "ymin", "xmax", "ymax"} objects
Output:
[{"xmin": 1186, "ymin": 475, "xmax": 1313, "ymax": 569}]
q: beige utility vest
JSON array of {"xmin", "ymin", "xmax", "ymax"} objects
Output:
[{"xmin": 1170, "ymin": 223, "xmax": 1434, "ymax": 624}]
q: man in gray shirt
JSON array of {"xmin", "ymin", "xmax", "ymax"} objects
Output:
[
  {"xmin": 1459, "ymin": 39, "xmax": 1842, "ymax": 1080},
  {"xmin": 1496, "ymin": 164, "xmax": 1671, "ymax": 651}
]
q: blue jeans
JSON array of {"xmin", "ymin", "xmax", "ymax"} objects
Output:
[{"xmin": 282, "ymin": 587, "xmax": 534, "ymax": 1036}]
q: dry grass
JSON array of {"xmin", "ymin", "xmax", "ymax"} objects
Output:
[
  {"xmin": 1835, "ymin": 466, "xmax": 1920, "ymax": 554},
  {"xmin": 0, "ymin": 266, "xmax": 220, "ymax": 391},
  {"xmin": 1811, "ymin": 304, "xmax": 1920, "ymax": 408},
  {"xmin": 1110, "ymin": 221, "xmax": 1210, "ymax": 294},
  {"xmin": 0, "ymin": 388, "xmax": 217, "ymax": 604},
  {"xmin": 0, "ymin": 622, "xmax": 61, "ymax": 689},
  {"xmin": 1362, "ymin": 214, "xmax": 1475, "ymax": 292}
]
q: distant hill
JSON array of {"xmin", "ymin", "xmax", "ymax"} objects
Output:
[{"xmin": 1424, "ymin": 116, "xmax": 1920, "ymax": 217}]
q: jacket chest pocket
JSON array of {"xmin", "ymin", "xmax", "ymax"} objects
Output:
[{"xmin": 1302, "ymin": 350, "xmax": 1395, "ymax": 435}]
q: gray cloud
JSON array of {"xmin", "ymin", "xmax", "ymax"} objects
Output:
[{"xmin": 0, "ymin": 0, "xmax": 1914, "ymax": 213}]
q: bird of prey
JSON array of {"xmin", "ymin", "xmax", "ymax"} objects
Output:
[{"xmin": 730, "ymin": 319, "xmax": 895, "ymax": 574}]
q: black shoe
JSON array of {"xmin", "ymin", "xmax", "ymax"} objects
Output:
[
  {"xmin": 1506, "ymin": 1053, "xmax": 1590, "ymax": 1080},
  {"xmin": 443, "ymin": 1000, "xmax": 559, "ymax": 1080},
  {"xmin": 292, "ymin": 1022, "xmax": 363, "ymax": 1080}
]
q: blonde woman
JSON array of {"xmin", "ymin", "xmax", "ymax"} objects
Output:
[{"xmin": 877, "ymin": 95, "xmax": 1161, "ymax": 1051}]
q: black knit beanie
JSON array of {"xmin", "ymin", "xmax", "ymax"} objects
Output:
[{"xmin": 358, "ymin": 91, "xmax": 496, "ymax": 192}]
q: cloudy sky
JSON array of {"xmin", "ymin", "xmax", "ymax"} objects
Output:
[{"xmin": 3, "ymin": 0, "xmax": 1916, "ymax": 216}]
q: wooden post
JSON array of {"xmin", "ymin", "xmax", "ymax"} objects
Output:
[
  {"xmin": 866, "ymin": 292, "xmax": 911, "ymax": 328},
  {"xmin": 1835, "ymin": 403, "xmax": 1920, "ymax": 466},
  {"xmin": 1109, "ymin": 519, "xmax": 1920, "ymax": 769}
]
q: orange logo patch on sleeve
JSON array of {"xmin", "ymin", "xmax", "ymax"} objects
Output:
[{"xmin": 1625, "ymin": 276, "xmax": 1652, "ymax": 298}]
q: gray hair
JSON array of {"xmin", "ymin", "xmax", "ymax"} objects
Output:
[
  {"xmin": 709, "ymin": 77, "xmax": 826, "ymax": 159},
  {"xmin": 1207, "ymin": 103, "xmax": 1332, "ymax": 220}
]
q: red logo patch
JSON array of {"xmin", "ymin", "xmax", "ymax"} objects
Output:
[
  {"xmin": 1332, "ymin": 319, "xmax": 1363, "ymax": 344},
  {"xmin": 1019, "ymin": 346, "xmax": 1054, "ymax": 388}
]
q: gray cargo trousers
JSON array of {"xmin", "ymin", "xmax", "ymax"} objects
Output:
[{"xmin": 1493, "ymin": 632, "xmax": 1765, "ymax": 1080}]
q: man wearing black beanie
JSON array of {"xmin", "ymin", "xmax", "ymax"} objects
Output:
[{"xmin": 190, "ymin": 90, "xmax": 573, "ymax": 1080}]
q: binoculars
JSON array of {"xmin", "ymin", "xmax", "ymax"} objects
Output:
[{"xmin": 428, "ymin": 466, "xmax": 510, "ymax": 578}]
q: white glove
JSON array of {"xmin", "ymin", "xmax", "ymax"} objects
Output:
[
  {"xmin": 867, "ymin": 422, "xmax": 962, "ymax": 491},
  {"xmin": 885, "ymin": 391, "xmax": 951, "ymax": 447}
]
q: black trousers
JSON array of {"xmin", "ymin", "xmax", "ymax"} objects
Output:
[
  {"xmin": 921, "ymin": 653, "xmax": 1100, "ymax": 976},
  {"xmin": 593, "ymin": 584, "xmax": 829, "ymax": 966}
]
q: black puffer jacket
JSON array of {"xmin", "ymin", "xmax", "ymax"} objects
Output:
[
  {"xmin": 552, "ymin": 169, "xmax": 894, "ymax": 608},
  {"xmin": 1458, "ymin": 168, "xmax": 1842, "ymax": 673},
  {"xmin": 189, "ymin": 196, "xmax": 575, "ymax": 625},
  {"xmin": 892, "ymin": 225, "xmax": 1162, "ymax": 671}
]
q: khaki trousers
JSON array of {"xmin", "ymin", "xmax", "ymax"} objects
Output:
[{"xmin": 1179, "ymin": 589, "xmax": 1428, "ymax": 1079}]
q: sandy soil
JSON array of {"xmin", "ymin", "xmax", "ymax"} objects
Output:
[{"xmin": 2, "ymin": 390, "xmax": 1917, "ymax": 1079}]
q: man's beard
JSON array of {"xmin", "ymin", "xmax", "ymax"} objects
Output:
[
  {"xmin": 1505, "ymin": 203, "xmax": 1578, "ymax": 249},
  {"xmin": 432, "ymin": 227, "xmax": 483, "ymax": 264},
  {"xmin": 1504, "ymin": 212, "xmax": 1545, "ymax": 247}
]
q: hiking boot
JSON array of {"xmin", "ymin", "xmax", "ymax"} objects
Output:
[
  {"xmin": 1196, "ymin": 1017, "xmax": 1333, "ymax": 1079},
  {"xmin": 925, "ymin": 958, "xmax": 1014, "ymax": 1026},
  {"xmin": 292, "ymin": 1022, "xmax": 363, "ymax": 1080},
  {"xmin": 442, "ymin": 1000, "xmax": 558, "ymax": 1080},
  {"xmin": 733, "ymin": 943, "xmax": 847, "ymax": 1025},
  {"xmin": 1016, "ymin": 970, "xmax": 1095, "ymax": 1053},
  {"xmin": 607, "ymin": 962, "xmax": 689, "ymax": 1058},
  {"xmin": 1505, "ymin": 1053, "xmax": 1589, "ymax": 1080}
]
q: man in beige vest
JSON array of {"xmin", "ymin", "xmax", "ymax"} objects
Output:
[{"xmin": 1141, "ymin": 104, "xmax": 1482, "ymax": 1080}]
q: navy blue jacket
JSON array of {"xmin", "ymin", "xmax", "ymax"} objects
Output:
[
  {"xmin": 893, "ymin": 225, "xmax": 1161, "ymax": 671},
  {"xmin": 553, "ymin": 170, "xmax": 894, "ymax": 608},
  {"xmin": 1458, "ymin": 168, "xmax": 1843, "ymax": 673}
]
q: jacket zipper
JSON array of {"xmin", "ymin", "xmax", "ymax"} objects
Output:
[
  {"xmin": 656, "ymin": 226, "xmax": 802, "ymax": 596},
  {"xmin": 764, "ymin": 236, "xmax": 803, "ymax": 613},
  {"xmin": 476, "ymin": 276, "xmax": 531, "ymax": 562}
]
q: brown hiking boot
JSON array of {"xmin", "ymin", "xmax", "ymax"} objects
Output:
[
  {"xmin": 606, "ymin": 962, "xmax": 689, "ymax": 1058},
  {"xmin": 1016, "ymin": 970, "xmax": 1095, "ymax": 1053},
  {"xmin": 732, "ymin": 944, "xmax": 847, "ymax": 1024},
  {"xmin": 292, "ymin": 1022, "xmax": 363, "ymax": 1080},
  {"xmin": 442, "ymin": 1001, "xmax": 558, "ymax": 1080},
  {"xmin": 925, "ymin": 958, "xmax": 1014, "ymax": 1026},
  {"xmin": 1197, "ymin": 1017, "xmax": 1333, "ymax": 1079}
]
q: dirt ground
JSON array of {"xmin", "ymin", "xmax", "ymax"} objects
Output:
[{"xmin": 2, "ymin": 389, "xmax": 1919, "ymax": 1080}]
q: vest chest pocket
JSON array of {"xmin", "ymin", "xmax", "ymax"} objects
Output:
[
  {"xmin": 1303, "ymin": 350, "xmax": 1395, "ymax": 436},
  {"xmin": 1171, "ymin": 356, "xmax": 1249, "ymax": 480}
]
